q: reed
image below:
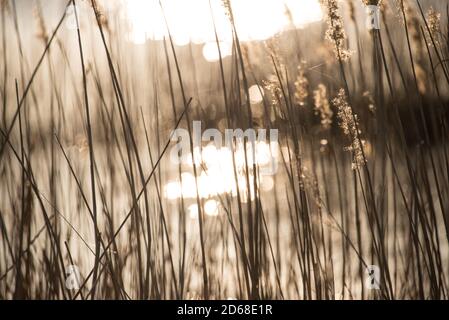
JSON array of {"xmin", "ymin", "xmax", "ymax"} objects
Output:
[{"xmin": 0, "ymin": 0, "xmax": 448, "ymax": 300}]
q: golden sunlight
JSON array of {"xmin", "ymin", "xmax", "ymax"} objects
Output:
[
  {"xmin": 124, "ymin": 0, "xmax": 323, "ymax": 47},
  {"xmin": 163, "ymin": 141, "xmax": 278, "ymax": 201}
]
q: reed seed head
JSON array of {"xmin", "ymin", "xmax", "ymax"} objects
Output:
[
  {"xmin": 333, "ymin": 89, "xmax": 366, "ymax": 170},
  {"xmin": 313, "ymin": 84, "xmax": 333, "ymax": 129}
]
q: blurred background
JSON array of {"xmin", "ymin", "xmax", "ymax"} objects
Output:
[{"xmin": 1, "ymin": 0, "xmax": 449, "ymax": 300}]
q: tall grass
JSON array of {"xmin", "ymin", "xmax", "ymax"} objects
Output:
[{"xmin": 0, "ymin": 0, "xmax": 448, "ymax": 299}]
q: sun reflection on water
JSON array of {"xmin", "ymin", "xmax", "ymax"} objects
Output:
[{"xmin": 164, "ymin": 141, "xmax": 279, "ymax": 202}]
